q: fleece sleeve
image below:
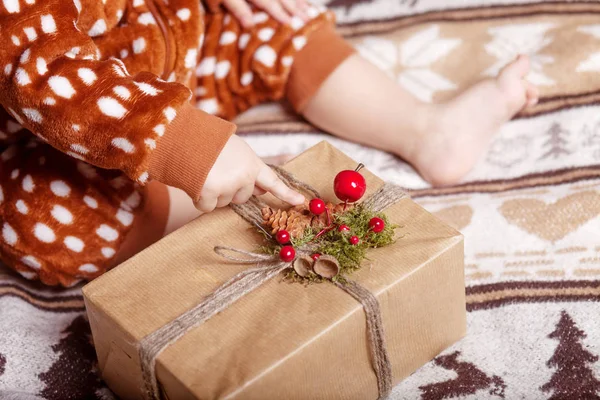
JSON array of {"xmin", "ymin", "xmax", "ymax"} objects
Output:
[{"xmin": 0, "ymin": 0, "xmax": 235, "ymax": 202}]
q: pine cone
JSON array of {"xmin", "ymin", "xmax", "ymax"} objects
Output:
[
  {"xmin": 261, "ymin": 202, "xmax": 354, "ymax": 239},
  {"xmin": 261, "ymin": 205, "xmax": 313, "ymax": 238}
]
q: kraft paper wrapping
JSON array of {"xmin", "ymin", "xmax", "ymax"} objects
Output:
[{"xmin": 83, "ymin": 141, "xmax": 466, "ymax": 400}]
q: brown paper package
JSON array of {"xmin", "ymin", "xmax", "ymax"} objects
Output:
[{"xmin": 83, "ymin": 141, "xmax": 466, "ymax": 400}]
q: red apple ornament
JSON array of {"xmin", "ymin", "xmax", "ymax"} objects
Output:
[
  {"xmin": 338, "ymin": 224, "xmax": 351, "ymax": 232},
  {"xmin": 279, "ymin": 246, "xmax": 296, "ymax": 262},
  {"xmin": 349, "ymin": 236, "xmax": 360, "ymax": 245},
  {"xmin": 309, "ymin": 198, "xmax": 326, "ymax": 215},
  {"xmin": 369, "ymin": 217, "xmax": 385, "ymax": 233},
  {"xmin": 334, "ymin": 164, "xmax": 367, "ymax": 203},
  {"xmin": 276, "ymin": 230, "xmax": 291, "ymax": 244}
]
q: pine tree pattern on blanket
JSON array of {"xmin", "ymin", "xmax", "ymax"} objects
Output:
[{"xmin": 1, "ymin": 0, "xmax": 600, "ymax": 399}]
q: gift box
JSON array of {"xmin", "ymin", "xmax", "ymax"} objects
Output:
[{"xmin": 83, "ymin": 141, "xmax": 466, "ymax": 400}]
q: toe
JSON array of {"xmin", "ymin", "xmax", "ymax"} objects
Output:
[
  {"xmin": 499, "ymin": 54, "xmax": 531, "ymax": 83},
  {"xmin": 496, "ymin": 55, "xmax": 535, "ymax": 113}
]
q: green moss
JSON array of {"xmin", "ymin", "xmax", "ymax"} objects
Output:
[
  {"xmin": 316, "ymin": 204, "xmax": 397, "ymax": 276},
  {"xmin": 290, "ymin": 227, "xmax": 316, "ymax": 248},
  {"xmin": 256, "ymin": 245, "xmax": 279, "ymax": 256},
  {"xmin": 257, "ymin": 203, "xmax": 398, "ymax": 282},
  {"xmin": 281, "ymin": 269, "xmax": 325, "ymax": 285}
]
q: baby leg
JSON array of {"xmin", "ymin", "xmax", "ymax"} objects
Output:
[
  {"xmin": 194, "ymin": 4, "xmax": 353, "ymax": 119},
  {"xmin": 300, "ymin": 54, "xmax": 538, "ymax": 185},
  {"xmin": 195, "ymin": 4, "xmax": 537, "ymax": 186}
]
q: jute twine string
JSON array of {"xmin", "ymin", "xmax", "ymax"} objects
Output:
[
  {"xmin": 363, "ymin": 183, "xmax": 407, "ymax": 214},
  {"xmin": 229, "ymin": 197, "xmax": 266, "ymax": 227},
  {"xmin": 268, "ymin": 164, "xmax": 322, "ymax": 199},
  {"xmin": 334, "ymin": 280, "xmax": 392, "ymax": 396},
  {"xmin": 139, "ymin": 170, "xmax": 405, "ymax": 400},
  {"xmin": 139, "ymin": 254, "xmax": 288, "ymax": 400}
]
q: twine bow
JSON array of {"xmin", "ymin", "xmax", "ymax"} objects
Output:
[{"xmin": 139, "ymin": 166, "xmax": 406, "ymax": 400}]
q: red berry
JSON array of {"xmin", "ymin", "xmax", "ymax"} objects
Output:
[
  {"xmin": 338, "ymin": 224, "xmax": 351, "ymax": 232},
  {"xmin": 276, "ymin": 230, "xmax": 291, "ymax": 244},
  {"xmin": 369, "ymin": 217, "xmax": 385, "ymax": 233},
  {"xmin": 280, "ymin": 246, "xmax": 296, "ymax": 262},
  {"xmin": 309, "ymin": 198, "xmax": 326, "ymax": 215},
  {"xmin": 349, "ymin": 236, "xmax": 360, "ymax": 245},
  {"xmin": 334, "ymin": 166, "xmax": 367, "ymax": 203},
  {"xmin": 311, "ymin": 253, "xmax": 321, "ymax": 261}
]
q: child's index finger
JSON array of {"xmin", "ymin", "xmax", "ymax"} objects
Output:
[{"xmin": 256, "ymin": 165, "xmax": 305, "ymax": 205}]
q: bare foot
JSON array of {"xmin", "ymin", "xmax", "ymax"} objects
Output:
[{"xmin": 410, "ymin": 55, "xmax": 539, "ymax": 186}]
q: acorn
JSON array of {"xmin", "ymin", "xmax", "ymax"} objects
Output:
[
  {"xmin": 293, "ymin": 256, "xmax": 314, "ymax": 277},
  {"xmin": 313, "ymin": 255, "xmax": 340, "ymax": 279}
]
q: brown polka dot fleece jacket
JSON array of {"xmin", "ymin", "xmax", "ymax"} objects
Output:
[{"xmin": 0, "ymin": 0, "xmax": 354, "ymax": 286}]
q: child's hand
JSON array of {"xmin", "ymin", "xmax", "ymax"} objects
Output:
[
  {"xmin": 222, "ymin": 0, "xmax": 309, "ymax": 28},
  {"xmin": 196, "ymin": 135, "xmax": 305, "ymax": 213}
]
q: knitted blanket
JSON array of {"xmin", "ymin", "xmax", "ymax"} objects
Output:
[{"xmin": 1, "ymin": 1, "xmax": 599, "ymax": 399}]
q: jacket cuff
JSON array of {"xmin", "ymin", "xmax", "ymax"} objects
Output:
[
  {"xmin": 287, "ymin": 25, "xmax": 356, "ymax": 113},
  {"xmin": 148, "ymin": 103, "xmax": 236, "ymax": 202}
]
